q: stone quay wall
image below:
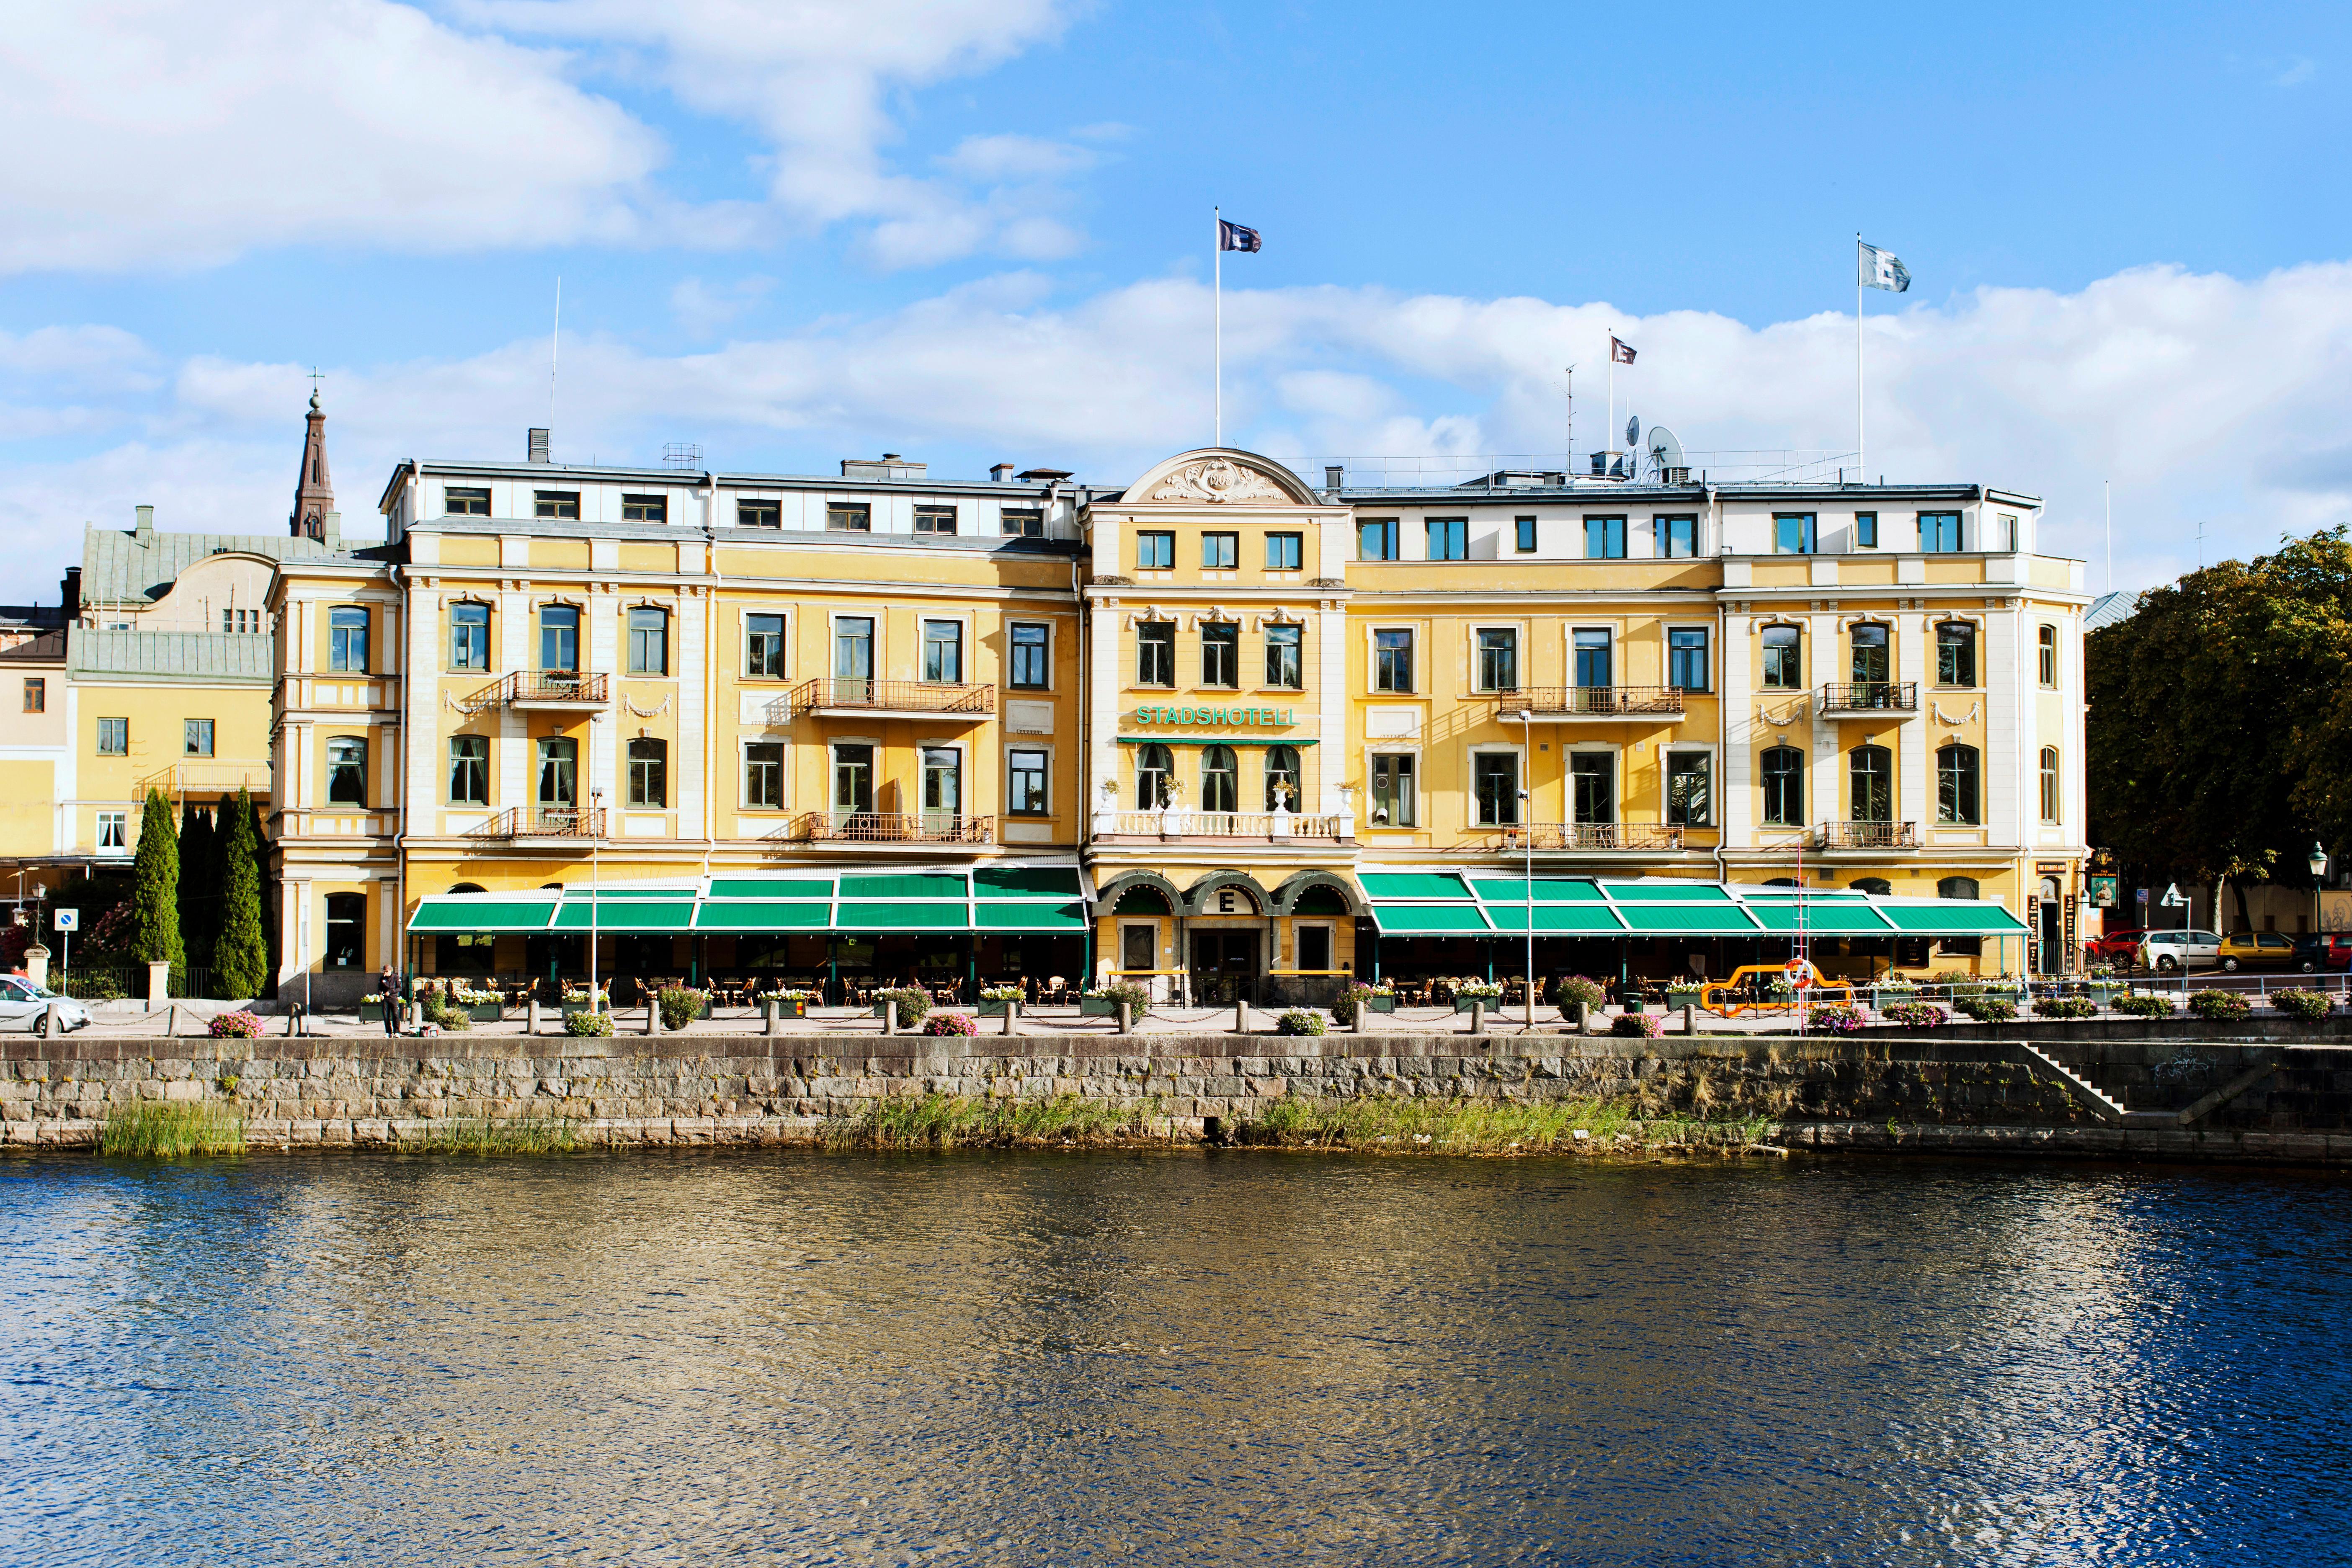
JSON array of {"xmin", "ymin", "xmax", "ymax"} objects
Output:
[{"xmin": 8, "ymin": 1033, "xmax": 2352, "ymax": 1164}]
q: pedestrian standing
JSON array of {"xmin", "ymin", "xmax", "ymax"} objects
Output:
[{"xmin": 380, "ymin": 963, "xmax": 398, "ymax": 1036}]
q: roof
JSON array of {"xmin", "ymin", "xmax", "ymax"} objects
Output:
[
  {"xmin": 2085, "ymin": 589, "xmax": 2143, "ymax": 630},
  {"xmin": 1356, "ymin": 871, "xmax": 2028, "ymax": 937},
  {"xmin": 79, "ymin": 525, "xmax": 354, "ymax": 608},
  {"xmin": 67, "ymin": 628, "xmax": 276, "ymax": 683},
  {"xmin": 406, "ymin": 864, "xmax": 1088, "ymax": 936}
]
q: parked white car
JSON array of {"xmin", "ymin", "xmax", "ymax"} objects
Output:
[
  {"xmin": 0, "ymin": 974, "xmax": 91, "ymax": 1033},
  {"xmin": 2137, "ymin": 929, "xmax": 2222, "ymax": 973}
]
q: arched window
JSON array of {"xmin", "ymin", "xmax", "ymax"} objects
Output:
[
  {"xmin": 1760, "ymin": 624, "xmax": 1801, "ymax": 689},
  {"xmin": 1201, "ymin": 745, "xmax": 1238, "ymax": 813},
  {"xmin": 628, "ymin": 607, "xmax": 669, "ymax": 676},
  {"xmin": 1849, "ymin": 745, "xmax": 1893, "ymax": 822},
  {"xmin": 1938, "ymin": 876, "xmax": 1980, "ymax": 900},
  {"xmin": 1761, "ymin": 745, "xmax": 1804, "ymax": 826},
  {"xmin": 1849, "ymin": 877, "xmax": 1892, "ymax": 896},
  {"xmin": 1849, "ymin": 622, "xmax": 1890, "ymax": 688},
  {"xmin": 1935, "ymin": 621, "xmax": 1976, "ymax": 687},
  {"xmin": 1112, "ymin": 885, "xmax": 1172, "ymax": 916},
  {"xmin": 449, "ymin": 602, "xmax": 490, "ymax": 671},
  {"xmin": 325, "ymin": 736, "xmax": 366, "ymax": 804},
  {"xmin": 1137, "ymin": 744, "xmax": 1173, "ymax": 809},
  {"xmin": 1937, "ymin": 743, "xmax": 1981, "ymax": 825},
  {"xmin": 1264, "ymin": 745, "xmax": 1301, "ymax": 811},
  {"xmin": 2038, "ymin": 624, "xmax": 2058, "ymax": 687},
  {"xmin": 449, "ymin": 882, "xmax": 486, "ymax": 893},
  {"xmin": 2039, "ymin": 746, "xmax": 2060, "ymax": 823}
]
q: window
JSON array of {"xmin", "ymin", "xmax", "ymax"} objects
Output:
[
  {"xmin": 1668, "ymin": 628, "xmax": 1709, "ymax": 692},
  {"xmin": 1122, "ymin": 925, "xmax": 1155, "ymax": 972},
  {"xmin": 444, "ymin": 486, "xmax": 490, "ymax": 516},
  {"xmin": 326, "ymin": 736, "xmax": 367, "ymax": 805},
  {"xmin": 97, "ymin": 811, "xmax": 126, "ymax": 851},
  {"xmin": 1938, "ymin": 743, "xmax": 1981, "ymax": 824},
  {"xmin": 1761, "ymin": 625, "xmax": 1801, "ymax": 689},
  {"xmin": 921, "ymin": 748, "xmax": 962, "ymax": 821},
  {"xmin": 1666, "ymin": 752, "xmax": 1711, "ymax": 827},
  {"xmin": 826, "ymin": 504, "xmax": 871, "ymax": 532},
  {"xmin": 2040, "ymin": 747, "xmax": 2061, "ymax": 823},
  {"xmin": 1761, "ymin": 745, "xmax": 1804, "ymax": 826},
  {"xmin": 1009, "ymin": 622, "xmax": 1049, "ymax": 690},
  {"xmin": 744, "ymin": 743, "xmax": 785, "ymax": 808},
  {"xmin": 1201, "ymin": 745, "xmax": 1238, "ymax": 812},
  {"xmin": 1773, "ymin": 513, "xmax": 1817, "ymax": 554},
  {"xmin": 324, "ymin": 892, "xmax": 364, "ymax": 970},
  {"xmin": 1583, "ymin": 516, "xmax": 1626, "ymax": 558},
  {"xmin": 96, "ymin": 717, "xmax": 127, "ymax": 755},
  {"xmin": 1936, "ymin": 621, "xmax": 1977, "ymax": 687},
  {"xmin": 1001, "ymin": 508, "xmax": 1044, "ymax": 538},
  {"xmin": 1264, "ymin": 624, "xmax": 1302, "ymax": 689},
  {"xmin": 183, "ymin": 720, "xmax": 213, "ymax": 757},
  {"xmin": 21, "ymin": 678, "xmax": 41, "ymax": 713},
  {"xmin": 222, "ymin": 609, "xmax": 260, "ymax": 633},
  {"xmin": 1200, "ymin": 623, "xmax": 1239, "ymax": 688},
  {"xmin": 1137, "ymin": 531, "xmax": 1174, "ymax": 570},
  {"xmin": 1850, "ymin": 745, "xmax": 1893, "ymax": 822},
  {"xmin": 1297, "ymin": 926, "xmax": 1332, "ymax": 972},
  {"xmin": 737, "ymin": 498, "xmax": 781, "ymax": 528},
  {"xmin": 1852, "ymin": 624, "xmax": 1890, "ymax": 685},
  {"xmin": 1008, "ymin": 748, "xmax": 1049, "ymax": 815},
  {"xmin": 914, "ymin": 505, "xmax": 957, "ymax": 535},
  {"xmin": 1571, "ymin": 753, "xmax": 1614, "ymax": 824},
  {"xmin": 1573, "ymin": 629, "xmax": 1612, "ymax": 688},
  {"xmin": 1476, "ymin": 628, "xmax": 1519, "ymax": 693},
  {"xmin": 1265, "ymin": 745, "xmax": 1301, "ymax": 812},
  {"xmin": 628, "ymin": 607, "xmax": 669, "ymax": 676},
  {"xmin": 537, "ymin": 605, "xmax": 578, "ymax": 672},
  {"xmin": 745, "ymin": 613, "xmax": 786, "ymax": 678},
  {"xmin": 534, "ymin": 490, "xmax": 580, "ymax": 520},
  {"xmin": 1515, "ymin": 516, "xmax": 1538, "ymax": 553},
  {"xmin": 1855, "ymin": 512, "xmax": 1878, "ymax": 548},
  {"xmin": 1373, "ymin": 629, "xmax": 1413, "ymax": 692},
  {"xmin": 629, "ymin": 739, "xmax": 667, "ymax": 808},
  {"xmin": 1473, "ymin": 753, "xmax": 1520, "ymax": 826},
  {"xmin": 1137, "ymin": 623, "xmax": 1176, "ymax": 686},
  {"xmin": 449, "ymin": 603, "xmax": 489, "ymax": 670},
  {"xmin": 536, "ymin": 737, "xmax": 575, "ymax": 806},
  {"xmin": 330, "ymin": 607, "xmax": 368, "ymax": 671},
  {"xmin": 921, "ymin": 619, "xmax": 963, "ymax": 684},
  {"xmin": 1370, "ymin": 754, "xmax": 1416, "ymax": 827},
  {"xmin": 1202, "ymin": 532, "xmax": 1238, "ymax": 569},
  {"xmin": 448, "ymin": 735, "xmax": 488, "ymax": 805},
  {"xmin": 1999, "ymin": 513, "xmax": 2020, "ymax": 551},
  {"xmin": 1426, "ymin": 518, "xmax": 1467, "ymax": 560},
  {"xmin": 1136, "ymin": 743, "xmax": 1173, "ymax": 808},
  {"xmin": 621, "ymin": 494, "xmax": 667, "ymax": 523},
  {"xmin": 834, "ymin": 616, "xmax": 874, "ymax": 682},
  {"xmin": 1266, "ymin": 532, "xmax": 1303, "ymax": 570},
  {"xmin": 2038, "ymin": 625, "xmax": 2058, "ymax": 686},
  {"xmin": 1657, "ymin": 515, "xmax": 1698, "ymax": 558},
  {"xmin": 1357, "ymin": 518, "xmax": 1399, "ymax": 561},
  {"xmin": 1919, "ymin": 511, "xmax": 1963, "ymax": 552}
]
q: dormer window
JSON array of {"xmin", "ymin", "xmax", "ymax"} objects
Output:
[{"xmin": 444, "ymin": 486, "xmax": 490, "ymax": 517}]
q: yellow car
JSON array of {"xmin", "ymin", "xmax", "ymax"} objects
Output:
[{"xmin": 2215, "ymin": 931, "xmax": 2313, "ymax": 973}]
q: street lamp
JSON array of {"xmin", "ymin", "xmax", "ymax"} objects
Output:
[
  {"xmin": 2311, "ymin": 841, "xmax": 2329, "ymax": 945},
  {"xmin": 1519, "ymin": 709, "xmax": 1535, "ymax": 1029}
]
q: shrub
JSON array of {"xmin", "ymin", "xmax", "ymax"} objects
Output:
[
  {"xmin": 1086, "ymin": 980, "xmax": 1151, "ymax": 1014},
  {"xmin": 922, "ymin": 1011, "xmax": 978, "ymax": 1036},
  {"xmin": 1609, "ymin": 1011, "xmax": 1662, "ymax": 1038},
  {"xmin": 874, "ymin": 986, "xmax": 932, "ymax": 1026},
  {"xmin": 2112, "ymin": 992, "xmax": 2176, "ymax": 1017},
  {"xmin": 1806, "ymin": 1003, "xmax": 1869, "ymax": 1034},
  {"xmin": 2189, "ymin": 989, "xmax": 2251, "ymax": 1020},
  {"xmin": 658, "ymin": 986, "xmax": 707, "ymax": 1030},
  {"xmin": 1954, "ymin": 995, "xmax": 2017, "ymax": 1023},
  {"xmin": 67, "ymin": 972, "xmax": 124, "ymax": 1001},
  {"xmin": 2032, "ymin": 996, "xmax": 2099, "ymax": 1020},
  {"xmin": 1551, "ymin": 974, "xmax": 1607, "ymax": 1010},
  {"xmin": 1880, "ymin": 1002, "xmax": 1949, "ymax": 1029},
  {"xmin": 980, "ymin": 985, "xmax": 1024, "ymax": 1002},
  {"xmin": 419, "ymin": 996, "xmax": 473, "ymax": 1032},
  {"xmin": 2269, "ymin": 988, "xmax": 2331, "ymax": 1021},
  {"xmin": 207, "ymin": 1008, "xmax": 262, "ymax": 1039},
  {"xmin": 1330, "ymin": 983, "xmax": 1390, "ymax": 1028},
  {"xmin": 1451, "ymin": 979, "xmax": 1503, "ymax": 1002},
  {"xmin": 1277, "ymin": 1008, "xmax": 1326, "ymax": 1036},
  {"xmin": 564, "ymin": 1009, "xmax": 613, "ymax": 1037}
]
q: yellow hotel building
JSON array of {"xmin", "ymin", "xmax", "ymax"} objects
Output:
[{"xmin": 269, "ymin": 441, "xmax": 2077, "ymax": 1003}]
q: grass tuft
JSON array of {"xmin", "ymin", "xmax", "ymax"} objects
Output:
[
  {"xmin": 101, "ymin": 1100, "xmax": 245, "ymax": 1158},
  {"xmin": 827, "ymin": 1091, "xmax": 1170, "ymax": 1150},
  {"xmin": 1235, "ymin": 1095, "xmax": 1775, "ymax": 1154},
  {"xmin": 399, "ymin": 1117, "xmax": 578, "ymax": 1155}
]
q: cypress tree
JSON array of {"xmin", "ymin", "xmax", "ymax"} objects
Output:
[
  {"xmin": 129, "ymin": 787, "xmax": 183, "ymax": 968},
  {"xmin": 213, "ymin": 787, "xmax": 269, "ymax": 999},
  {"xmin": 177, "ymin": 798, "xmax": 216, "ymax": 974}
]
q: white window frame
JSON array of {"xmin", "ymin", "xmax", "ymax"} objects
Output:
[
  {"xmin": 1564, "ymin": 743, "xmax": 1620, "ymax": 826},
  {"xmin": 97, "ymin": 811, "xmax": 128, "ymax": 852},
  {"xmin": 1369, "ymin": 626, "xmax": 1417, "ymax": 694},
  {"xmin": 1467, "ymin": 743, "xmax": 1527, "ymax": 827},
  {"xmin": 1566, "ymin": 624, "xmax": 1617, "ymax": 689},
  {"xmin": 1119, "ymin": 921, "xmax": 1162, "ymax": 974},
  {"xmin": 1364, "ymin": 747, "xmax": 1421, "ymax": 830},
  {"xmin": 1291, "ymin": 920, "xmax": 1338, "ymax": 974},
  {"xmin": 1664, "ymin": 623, "xmax": 1712, "ymax": 694},
  {"xmin": 918, "ymin": 740, "xmax": 969, "ymax": 819},
  {"xmin": 742, "ymin": 606, "xmax": 792, "ymax": 681},
  {"xmin": 918, "ymin": 612, "xmax": 971, "ymax": 686},
  {"xmin": 1470, "ymin": 622, "xmax": 1524, "ymax": 694},
  {"xmin": 1662, "ymin": 743, "xmax": 1719, "ymax": 829},
  {"xmin": 826, "ymin": 608, "xmax": 885, "ymax": 683},
  {"xmin": 740, "ymin": 737, "xmax": 792, "ymax": 812}
]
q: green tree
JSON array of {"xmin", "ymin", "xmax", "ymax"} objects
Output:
[
  {"xmin": 212, "ymin": 787, "xmax": 269, "ymax": 998},
  {"xmin": 129, "ymin": 787, "xmax": 183, "ymax": 967},
  {"xmin": 176, "ymin": 797, "xmax": 217, "ymax": 972}
]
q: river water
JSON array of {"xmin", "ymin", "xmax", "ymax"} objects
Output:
[{"xmin": 3, "ymin": 1151, "xmax": 2347, "ymax": 1566}]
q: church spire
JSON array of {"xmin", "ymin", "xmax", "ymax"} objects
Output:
[{"xmin": 290, "ymin": 383, "xmax": 337, "ymax": 542}]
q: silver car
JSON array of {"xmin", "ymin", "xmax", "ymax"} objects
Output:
[
  {"xmin": 0, "ymin": 974, "xmax": 91, "ymax": 1033},
  {"xmin": 2137, "ymin": 929, "xmax": 2222, "ymax": 973}
]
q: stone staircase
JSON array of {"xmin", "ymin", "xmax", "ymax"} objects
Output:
[{"xmin": 2017, "ymin": 1043, "xmax": 2283, "ymax": 1129}]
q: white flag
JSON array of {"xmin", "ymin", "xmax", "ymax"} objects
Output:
[{"xmin": 1859, "ymin": 241, "xmax": 1910, "ymax": 292}]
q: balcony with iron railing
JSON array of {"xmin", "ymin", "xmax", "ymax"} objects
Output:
[
  {"xmin": 472, "ymin": 806, "xmax": 606, "ymax": 840},
  {"xmin": 1467, "ymin": 821, "xmax": 1688, "ymax": 851},
  {"xmin": 1094, "ymin": 809, "xmax": 1352, "ymax": 843},
  {"xmin": 1816, "ymin": 819, "xmax": 1919, "ymax": 849},
  {"xmin": 796, "ymin": 810, "xmax": 994, "ymax": 845},
  {"xmin": 1491, "ymin": 686, "xmax": 1687, "ymax": 721},
  {"xmin": 1816, "ymin": 681, "xmax": 1918, "ymax": 715},
  {"xmin": 792, "ymin": 678, "xmax": 995, "ymax": 720},
  {"xmin": 456, "ymin": 671, "xmax": 610, "ymax": 714}
]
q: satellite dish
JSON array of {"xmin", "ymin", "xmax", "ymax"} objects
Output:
[
  {"xmin": 1625, "ymin": 415, "xmax": 1640, "ymax": 449},
  {"xmin": 1646, "ymin": 424, "xmax": 1684, "ymax": 468}
]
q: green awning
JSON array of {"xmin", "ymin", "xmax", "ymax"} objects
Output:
[
  {"xmin": 407, "ymin": 897, "xmax": 556, "ymax": 931},
  {"xmin": 1480, "ymin": 905, "xmax": 1627, "ymax": 934},
  {"xmin": 1359, "ymin": 872, "xmax": 1473, "ymax": 900},
  {"xmin": 976, "ymin": 900, "xmax": 1088, "ymax": 931},
  {"xmin": 837, "ymin": 900, "xmax": 972, "ymax": 931},
  {"xmin": 1880, "ymin": 904, "xmax": 2029, "ymax": 934},
  {"xmin": 1370, "ymin": 904, "xmax": 1493, "ymax": 935},
  {"xmin": 696, "ymin": 901, "xmax": 832, "ymax": 930},
  {"xmin": 975, "ymin": 865, "xmax": 1084, "ymax": 898},
  {"xmin": 1356, "ymin": 870, "xmax": 2028, "ymax": 941},
  {"xmin": 709, "ymin": 877, "xmax": 834, "ymax": 899},
  {"xmin": 553, "ymin": 900, "xmax": 698, "ymax": 931}
]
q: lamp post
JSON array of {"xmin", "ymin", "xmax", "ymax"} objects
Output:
[
  {"xmin": 2311, "ymin": 841, "xmax": 2329, "ymax": 951},
  {"xmin": 589, "ymin": 785, "xmax": 605, "ymax": 1013},
  {"xmin": 1519, "ymin": 709, "xmax": 1535, "ymax": 1028}
]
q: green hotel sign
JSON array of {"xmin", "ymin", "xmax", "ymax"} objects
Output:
[{"xmin": 1132, "ymin": 703, "xmax": 1298, "ymax": 728}]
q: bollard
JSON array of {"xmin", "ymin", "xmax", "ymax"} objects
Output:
[
  {"xmin": 886, "ymin": 998, "xmax": 899, "ymax": 1036},
  {"xmin": 1003, "ymin": 999, "xmax": 1019, "ymax": 1037},
  {"xmin": 1234, "ymin": 998, "xmax": 1248, "ymax": 1036},
  {"xmin": 1117, "ymin": 1000, "xmax": 1133, "ymax": 1035},
  {"xmin": 646, "ymin": 998, "xmax": 662, "ymax": 1036},
  {"xmin": 287, "ymin": 1002, "xmax": 304, "ymax": 1037},
  {"xmin": 409, "ymin": 1001, "xmax": 425, "ymax": 1033},
  {"xmin": 1470, "ymin": 998, "xmax": 1486, "ymax": 1035},
  {"xmin": 1567, "ymin": 1000, "xmax": 1585, "ymax": 1033},
  {"xmin": 527, "ymin": 999, "xmax": 543, "ymax": 1036},
  {"xmin": 763, "ymin": 998, "xmax": 779, "ymax": 1037},
  {"xmin": 1682, "ymin": 1002, "xmax": 1696, "ymax": 1036}
]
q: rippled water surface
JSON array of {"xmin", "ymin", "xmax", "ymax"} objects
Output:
[{"xmin": 4, "ymin": 1150, "xmax": 2350, "ymax": 1566}]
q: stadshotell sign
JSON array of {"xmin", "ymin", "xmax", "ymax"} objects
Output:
[{"xmin": 1130, "ymin": 704, "xmax": 1299, "ymax": 728}]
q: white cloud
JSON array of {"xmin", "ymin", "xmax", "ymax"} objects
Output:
[
  {"xmin": 937, "ymin": 134, "xmax": 1097, "ymax": 182},
  {"xmin": 0, "ymin": 0, "xmax": 666, "ymax": 274},
  {"xmin": 670, "ymin": 276, "xmax": 776, "ymax": 338},
  {"xmin": 10, "ymin": 259, "xmax": 2352, "ymax": 594}
]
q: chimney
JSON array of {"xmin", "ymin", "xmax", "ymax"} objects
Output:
[
  {"xmin": 528, "ymin": 428, "xmax": 551, "ymax": 463},
  {"xmin": 321, "ymin": 510, "xmax": 342, "ymax": 548},
  {"xmin": 1324, "ymin": 465, "xmax": 1344, "ymax": 493},
  {"xmin": 991, "ymin": 463, "xmax": 1016, "ymax": 483},
  {"xmin": 134, "ymin": 504, "xmax": 155, "ymax": 539}
]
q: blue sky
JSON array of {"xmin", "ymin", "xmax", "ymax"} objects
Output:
[{"xmin": 2, "ymin": 0, "xmax": 2348, "ymax": 592}]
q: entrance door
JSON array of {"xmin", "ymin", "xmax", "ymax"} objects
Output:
[
  {"xmin": 1189, "ymin": 931, "xmax": 1260, "ymax": 1003},
  {"xmin": 2037, "ymin": 877, "xmax": 2064, "ymax": 973}
]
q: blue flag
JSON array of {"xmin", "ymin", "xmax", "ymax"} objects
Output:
[{"xmin": 1218, "ymin": 219, "xmax": 1261, "ymax": 253}]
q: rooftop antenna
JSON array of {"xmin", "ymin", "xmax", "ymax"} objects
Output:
[
  {"xmin": 1553, "ymin": 366, "xmax": 1576, "ymax": 469},
  {"xmin": 2104, "ymin": 479, "xmax": 2112, "ymax": 593}
]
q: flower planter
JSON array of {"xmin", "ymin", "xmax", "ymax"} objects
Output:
[
  {"xmin": 1359, "ymin": 995, "xmax": 1396, "ymax": 1014},
  {"xmin": 1080, "ymin": 995, "xmax": 1126, "ymax": 1016},
  {"xmin": 359, "ymin": 1002, "xmax": 387, "ymax": 1022},
  {"xmin": 462, "ymin": 1001, "xmax": 503, "ymax": 1023},
  {"xmin": 1665, "ymin": 990, "xmax": 1705, "ymax": 1009},
  {"xmin": 758, "ymin": 999, "xmax": 809, "ymax": 1019},
  {"xmin": 1452, "ymin": 995, "xmax": 1504, "ymax": 1013},
  {"xmin": 979, "ymin": 1000, "xmax": 1019, "ymax": 1017}
]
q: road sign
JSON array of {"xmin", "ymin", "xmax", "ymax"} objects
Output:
[
  {"xmin": 51, "ymin": 909, "xmax": 77, "ymax": 932},
  {"xmin": 2161, "ymin": 884, "xmax": 2187, "ymax": 907}
]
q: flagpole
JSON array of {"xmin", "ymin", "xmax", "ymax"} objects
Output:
[
  {"xmin": 1855, "ymin": 233, "xmax": 1864, "ymax": 481},
  {"xmin": 1214, "ymin": 206, "xmax": 1222, "ymax": 448},
  {"xmin": 1606, "ymin": 329, "xmax": 1614, "ymax": 469}
]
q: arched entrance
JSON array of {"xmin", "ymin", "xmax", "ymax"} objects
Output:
[
  {"xmin": 1185, "ymin": 873, "xmax": 1269, "ymax": 1003},
  {"xmin": 2036, "ymin": 876, "xmax": 2064, "ymax": 974}
]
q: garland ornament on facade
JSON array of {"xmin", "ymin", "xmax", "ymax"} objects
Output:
[{"xmin": 1149, "ymin": 457, "xmax": 1287, "ymax": 504}]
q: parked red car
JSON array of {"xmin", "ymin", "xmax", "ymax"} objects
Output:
[
  {"xmin": 2318, "ymin": 934, "xmax": 2352, "ymax": 972},
  {"xmin": 2085, "ymin": 928, "xmax": 2148, "ymax": 965}
]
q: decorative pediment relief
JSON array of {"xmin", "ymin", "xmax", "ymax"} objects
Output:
[{"xmin": 1149, "ymin": 456, "xmax": 1292, "ymax": 505}]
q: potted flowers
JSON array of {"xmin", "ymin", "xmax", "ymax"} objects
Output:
[
  {"xmin": 1082, "ymin": 980, "xmax": 1150, "ymax": 1017},
  {"xmin": 1451, "ymin": 978, "xmax": 1504, "ymax": 1014},
  {"xmin": 358, "ymin": 990, "xmax": 389, "ymax": 1023},
  {"xmin": 560, "ymin": 985, "xmax": 608, "ymax": 1020},
  {"xmin": 979, "ymin": 985, "xmax": 1026, "ymax": 1017},
  {"xmin": 756, "ymin": 986, "xmax": 814, "ymax": 1019},
  {"xmin": 451, "ymin": 983, "xmax": 503, "ymax": 1022}
]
